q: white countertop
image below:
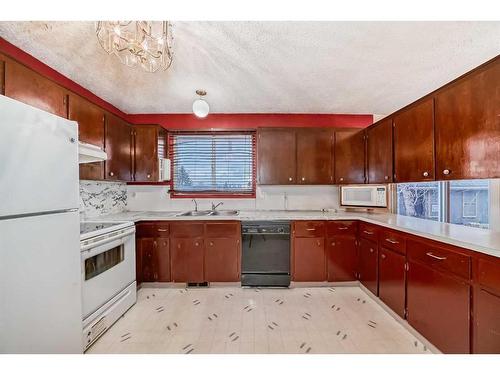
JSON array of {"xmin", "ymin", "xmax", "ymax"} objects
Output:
[{"xmin": 95, "ymin": 210, "xmax": 500, "ymax": 258}]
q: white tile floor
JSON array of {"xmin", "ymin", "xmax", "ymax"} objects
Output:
[{"xmin": 87, "ymin": 286, "xmax": 430, "ymax": 354}]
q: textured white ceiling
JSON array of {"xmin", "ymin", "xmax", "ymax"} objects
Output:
[{"xmin": 0, "ymin": 21, "xmax": 499, "ymax": 114}]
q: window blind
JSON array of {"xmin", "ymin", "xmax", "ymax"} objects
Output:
[{"xmin": 170, "ymin": 132, "xmax": 256, "ymax": 195}]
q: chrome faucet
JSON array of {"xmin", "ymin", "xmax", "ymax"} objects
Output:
[
  {"xmin": 192, "ymin": 198, "xmax": 198, "ymax": 212},
  {"xmin": 211, "ymin": 201, "xmax": 224, "ymax": 211}
]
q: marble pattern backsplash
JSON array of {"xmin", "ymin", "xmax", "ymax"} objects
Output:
[{"xmin": 79, "ymin": 180, "xmax": 127, "ymax": 219}]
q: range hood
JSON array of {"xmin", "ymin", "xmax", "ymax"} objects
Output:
[{"xmin": 78, "ymin": 141, "xmax": 107, "ymax": 164}]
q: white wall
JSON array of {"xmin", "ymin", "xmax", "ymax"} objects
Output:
[{"xmin": 126, "ymin": 185, "xmax": 340, "ymax": 212}]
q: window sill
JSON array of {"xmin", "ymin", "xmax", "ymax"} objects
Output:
[{"xmin": 169, "ymin": 191, "xmax": 256, "ymax": 199}]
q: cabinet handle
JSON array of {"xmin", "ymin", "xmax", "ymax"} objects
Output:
[
  {"xmin": 385, "ymin": 238, "xmax": 399, "ymax": 244},
  {"xmin": 331, "ymin": 242, "xmax": 335, "ymax": 246},
  {"xmin": 339, "ymin": 177, "xmax": 344, "ymax": 182},
  {"xmin": 109, "ymin": 171, "xmax": 114, "ymax": 177},
  {"xmin": 381, "ymin": 254, "xmax": 386, "ymax": 259},
  {"xmin": 209, "ymin": 242, "xmax": 213, "ymax": 246},
  {"xmin": 369, "ymin": 248, "xmax": 374, "ymax": 253},
  {"xmin": 195, "ymin": 242, "xmax": 199, "ymax": 247},
  {"xmin": 384, "ymin": 175, "xmax": 389, "ymax": 180},
  {"xmin": 177, "ymin": 244, "xmax": 181, "ymax": 249},
  {"xmin": 422, "ymin": 171, "xmax": 429, "ymax": 177},
  {"xmin": 147, "ymin": 174, "xmax": 151, "ymax": 179},
  {"xmin": 301, "ymin": 177, "xmax": 305, "ymax": 181},
  {"xmin": 288, "ymin": 177, "xmax": 293, "ymax": 182},
  {"xmin": 338, "ymin": 227, "xmax": 348, "ymax": 230},
  {"xmin": 317, "ymin": 241, "xmax": 321, "ymax": 247},
  {"xmin": 363, "ymin": 230, "xmax": 373, "ymax": 235},
  {"xmin": 306, "ymin": 228, "xmax": 316, "ymax": 231},
  {"xmin": 443, "ymin": 169, "xmax": 451, "ymax": 175},
  {"xmin": 157, "ymin": 229, "xmax": 168, "ymax": 232},
  {"xmin": 426, "ymin": 252, "xmax": 447, "ymax": 261}
]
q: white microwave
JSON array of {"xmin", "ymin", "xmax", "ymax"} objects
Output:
[{"xmin": 340, "ymin": 185, "xmax": 388, "ymax": 208}]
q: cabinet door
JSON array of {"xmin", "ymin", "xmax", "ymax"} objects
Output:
[
  {"xmin": 293, "ymin": 237, "xmax": 326, "ymax": 281},
  {"xmin": 4, "ymin": 58, "xmax": 67, "ymax": 117},
  {"xmin": 359, "ymin": 238, "xmax": 378, "ymax": 295},
  {"xmin": 334, "ymin": 130, "xmax": 366, "ymax": 184},
  {"xmin": 394, "ymin": 98, "xmax": 435, "ymax": 182},
  {"xmin": 137, "ymin": 238, "xmax": 157, "ymax": 282},
  {"xmin": 133, "ymin": 125, "xmax": 159, "ymax": 182},
  {"xmin": 68, "ymin": 93, "xmax": 105, "ymax": 180},
  {"xmin": 257, "ymin": 128, "xmax": 296, "ymax": 184},
  {"xmin": 327, "ymin": 236, "xmax": 357, "ymax": 281},
  {"xmin": 205, "ymin": 238, "xmax": 240, "ymax": 282},
  {"xmin": 473, "ymin": 288, "xmax": 500, "ymax": 354},
  {"xmin": 156, "ymin": 238, "xmax": 170, "ymax": 282},
  {"xmin": 296, "ymin": 128, "xmax": 333, "ymax": 184},
  {"xmin": 378, "ymin": 247, "xmax": 406, "ymax": 318},
  {"xmin": 0, "ymin": 54, "xmax": 5, "ymax": 95},
  {"xmin": 435, "ymin": 60, "xmax": 500, "ymax": 180},
  {"xmin": 170, "ymin": 238, "xmax": 204, "ymax": 282},
  {"xmin": 105, "ymin": 113, "xmax": 132, "ymax": 181},
  {"xmin": 407, "ymin": 260, "xmax": 470, "ymax": 353},
  {"xmin": 367, "ymin": 118, "xmax": 393, "ymax": 183}
]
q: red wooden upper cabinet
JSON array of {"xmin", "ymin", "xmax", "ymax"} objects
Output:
[
  {"xmin": 435, "ymin": 58, "xmax": 500, "ymax": 180},
  {"xmin": 334, "ymin": 129, "xmax": 366, "ymax": 184},
  {"xmin": 4, "ymin": 57, "xmax": 68, "ymax": 118},
  {"xmin": 105, "ymin": 113, "xmax": 132, "ymax": 181},
  {"xmin": 68, "ymin": 93, "xmax": 105, "ymax": 180},
  {"xmin": 393, "ymin": 98, "xmax": 435, "ymax": 183},
  {"xmin": 257, "ymin": 128, "xmax": 296, "ymax": 184},
  {"xmin": 367, "ymin": 118, "xmax": 393, "ymax": 183},
  {"xmin": 133, "ymin": 125, "xmax": 166, "ymax": 182},
  {"xmin": 296, "ymin": 128, "xmax": 334, "ymax": 184}
]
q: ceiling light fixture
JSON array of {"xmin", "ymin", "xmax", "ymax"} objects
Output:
[
  {"xmin": 192, "ymin": 90, "xmax": 210, "ymax": 118},
  {"xmin": 95, "ymin": 21, "xmax": 173, "ymax": 73}
]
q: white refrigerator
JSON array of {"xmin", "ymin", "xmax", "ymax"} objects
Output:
[{"xmin": 0, "ymin": 95, "xmax": 83, "ymax": 353}]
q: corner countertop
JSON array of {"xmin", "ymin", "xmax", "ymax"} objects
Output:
[{"xmin": 94, "ymin": 210, "xmax": 500, "ymax": 259}]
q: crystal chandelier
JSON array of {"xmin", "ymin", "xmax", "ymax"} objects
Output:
[{"xmin": 95, "ymin": 21, "xmax": 173, "ymax": 73}]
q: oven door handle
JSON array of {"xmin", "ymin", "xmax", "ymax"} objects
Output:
[{"xmin": 81, "ymin": 228, "xmax": 135, "ymax": 252}]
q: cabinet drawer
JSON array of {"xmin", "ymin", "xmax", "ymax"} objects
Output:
[
  {"xmin": 379, "ymin": 229, "xmax": 406, "ymax": 255},
  {"xmin": 477, "ymin": 258, "xmax": 500, "ymax": 294},
  {"xmin": 359, "ymin": 222, "xmax": 379, "ymax": 241},
  {"xmin": 407, "ymin": 239, "xmax": 470, "ymax": 280},
  {"xmin": 155, "ymin": 223, "xmax": 170, "ymax": 237},
  {"xmin": 206, "ymin": 222, "xmax": 240, "ymax": 238},
  {"xmin": 170, "ymin": 222, "xmax": 205, "ymax": 238},
  {"xmin": 136, "ymin": 223, "xmax": 157, "ymax": 237},
  {"xmin": 136, "ymin": 222, "xmax": 169, "ymax": 237},
  {"xmin": 326, "ymin": 221, "xmax": 357, "ymax": 237},
  {"xmin": 293, "ymin": 221, "xmax": 325, "ymax": 237}
]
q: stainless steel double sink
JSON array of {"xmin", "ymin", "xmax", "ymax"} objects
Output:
[{"xmin": 176, "ymin": 210, "xmax": 239, "ymax": 217}]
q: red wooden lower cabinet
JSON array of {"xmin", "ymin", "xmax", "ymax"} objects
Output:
[
  {"xmin": 136, "ymin": 237, "xmax": 156, "ymax": 283},
  {"xmin": 359, "ymin": 238, "xmax": 378, "ymax": 295},
  {"xmin": 156, "ymin": 238, "xmax": 170, "ymax": 282},
  {"xmin": 327, "ymin": 236, "xmax": 357, "ymax": 281},
  {"xmin": 378, "ymin": 247, "xmax": 406, "ymax": 318},
  {"xmin": 293, "ymin": 237, "xmax": 326, "ymax": 281},
  {"xmin": 407, "ymin": 260, "xmax": 470, "ymax": 353},
  {"xmin": 473, "ymin": 257, "xmax": 500, "ymax": 353},
  {"xmin": 170, "ymin": 238, "xmax": 204, "ymax": 283},
  {"xmin": 204, "ymin": 238, "xmax": 240, "ymax": 282},
  {"xmin": 473, "ymin": 288, "xmax": 500, "ymax": 353}
]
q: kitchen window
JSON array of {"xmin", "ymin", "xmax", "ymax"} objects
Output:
[
  {"xmin": 169, "ymin": 132, "xmax": 256, "ymax": 197},
  {"xmin": 396, "ymin": 179, "xmax": 494, "ymax": 229}
]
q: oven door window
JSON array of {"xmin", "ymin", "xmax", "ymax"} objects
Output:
[{"xmin": 85, "ymin": 245, "xmax": 124, "ymax": 281}]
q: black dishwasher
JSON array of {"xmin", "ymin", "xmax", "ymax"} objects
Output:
[{"xmin": 241, "ymin": 221, "xmax": 291, "ymax": 287}]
